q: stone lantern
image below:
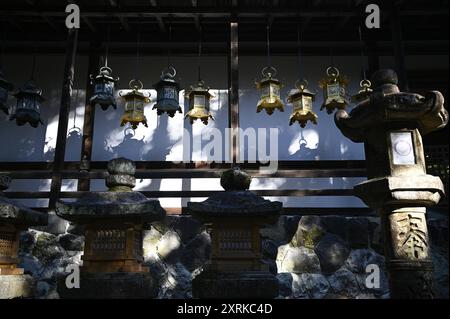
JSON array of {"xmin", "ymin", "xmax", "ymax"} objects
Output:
[
  {"xmin": 0, "ymin": 175, "xmax": 47, "ymax": 298},
  {"xmin": 189, "ymin": 167, "xmax": 282, "ymax": 298},
  {"xmin": 334, "ymin": 69, "xmax": 448, "ymax": 299},
  {"xmin": 55, "ymin": 158, "xmax": 166, "ymax": 299}
]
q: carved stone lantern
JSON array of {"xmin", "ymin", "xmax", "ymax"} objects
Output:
[
  {"xmin": 255, "ymin": 66, "xmax": 284, "ymax": 115},
  {"xmin": 0, "ymin": 70, "xmax": 13, "ymax": 115},
  {"xmin": 10, "ymin": 80, "xmax": 45, "ymax": 128},
  {"xmin": 335, "ymin": 69, "xmax": 448, "ymax": 299},
  {"xmin": 56, "ymin": 158, "xmax": 166, "ymax": 299},
  {"xmin": 153, "ymin": 66, "xmax": 182, "ymax": 117},
  {"xmin": 189, "ymin": 167, "xmax": 282, "ymax": 298},
  {"xmin": 0, "ymin": 175, "xmax": 47, "ymax": 298},
  {"xmin": 89, "ymin": 66, "xmax": 119, "ymax": 111}
]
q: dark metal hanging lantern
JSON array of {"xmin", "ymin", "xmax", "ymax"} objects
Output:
[
  {"xmin": 89, "ymin": 66, "xmax": 119, "ymax": 110},
  {"xmin": 287, "ymin": 79, "xmax": 318, "ymax": 128},
  {"xmin": 185, "ymin": 79, "xmax": 213, "ymax": 125},
  {"xmin": 10, "ymin": 80, "xmax": 44, "ymax": 128},
  {"xmin": 0, "ymin": 69, "xmax": 13, "ymax": 115},
  {"xmin": 255, "ymin": 66, "xmax": 284, "ymax": 115},
  {"xmin": 153, "ymin": 66, "xmax": 182, "ymax": 117},
  {"xmin": 119, "ymin": 79, "xmax": 150, "ymax": 130},
  {"xmin": 319, "ymin": 66, "xmax": 349, "ymax": 114},
  {"xmin": 352, "ymin": 79, "xmax": 373, "ymax": 103}
]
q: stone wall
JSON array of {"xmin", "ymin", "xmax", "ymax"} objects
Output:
[{"xmin": 17, "ymin": 213, "xmax": 448, "ymax": 299}]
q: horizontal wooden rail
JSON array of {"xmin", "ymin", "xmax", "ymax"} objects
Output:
[{"xmin": 4, "ymin": 189, "xmax": 355, "ymax": 199}]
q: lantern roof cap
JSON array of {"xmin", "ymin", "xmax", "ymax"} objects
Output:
[
  {"xmin": 92, "ymin": 66, "xmax": 119, "ymax": 82},
  {"xmin": 288, "ymin": 79, "xmax": 316, "ymax": 99},
  {"xmin": 187, "ymin": 79, "xmax": 212, "ymax": 97}
]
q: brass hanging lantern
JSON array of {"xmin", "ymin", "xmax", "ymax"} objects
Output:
[
  {"xmin": 10, "ymin": 80, "xmax": 45, "ymax": 128},
  {"xmin": 0, "ymin": 69, "xmax": 13, "ymax": 115},
  {"xmin": 119, "ymin": 79, "xmax": 150, "ymax": 130},
  {"xmin": 255, "ymin": 66, "xmax": 284, "ymax": 115},
  {"xmin": 288, "ymin": 79, "xmax": 318, "ymax": 128},
  {"xmin": 352, "ymin": 79, "xmax": 373, "ymax": 103},
  {"xmin": 89, "ymin": 66, "xmax": 119, "ymax": 111},
  {"xmin": 153, "ymin": 66, "xmax": 182, "ymax": 117},
  {"xmin": 185, "ymin": 79, "xmax": 213, "ymax": 125},
  {"xmin": 319, "ymin": 66, "xmax": 349, "ymax": 114}
]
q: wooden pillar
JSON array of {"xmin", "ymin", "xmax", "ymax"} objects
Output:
[
  {"xmin": 78, "ymin": 41, "xmax": 102, "ymax": 191},
  {"xmin": 228, "ymin": 20, "xmax": 239, "ymax": 165},
  {"xmin": 48, "ymin": 28, "xmax": 78, "ymax": 211},
  {"xmin": 390, "ymin": 4, "xmax": 409, "ymax": 91}
]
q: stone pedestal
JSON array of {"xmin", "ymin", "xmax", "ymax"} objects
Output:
[
  {"xmin": 0, "ymin": 175, "xmax": 47, "ymax": 298},
  {"xmin": 55, "ymin": 158, "xmax": 166, "ymax": 299},
  {"xmin": 335, "ymin": 69, "xmax": 448, "ymax": 299},
  {"xmin": 188, "ymin": 168, "xmax": 282, "ymax": 299}
]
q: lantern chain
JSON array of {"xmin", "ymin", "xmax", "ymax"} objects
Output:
[
  {"xmin": 0, "ymin": 21, "xmax": 5, "ymax": 68},
  {"xmin": 30, "ymin": 42, "xmax": 37, "ymax": 80},
  {"xmin": 197, "ymin": 19, "xmax": 202, "ymax": 82},
  {"xmin": 135, "ymin": 22, "xmax": 141, "ymax": 82},
  {"xmin": 167, "ymin": 18, "xmax": 172, "ymax": 68},
  {"xmin": 266, "ymin": 23, "xmax": 272, "ymax": 68},
  {"xmin": 105, "ymin": 26, "xmax": 111, "ymax": 68},
  {"xmin": 358, "ymin": 25, "xmax": 367, "ymax": 80},
  {"xmin": 296, "ymin": 22, "xmax": 302, "ymax": 81}
]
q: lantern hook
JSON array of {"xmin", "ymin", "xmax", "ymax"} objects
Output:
[
  {"xmin": 129, "ymin": 79, "xmax": 143, "ymax": 90},
  {"xmin": 262, "ymin": 66, "xmax": 277, "ymax": 78},
  {"xmin": 162, "ymin": 66, "xmax": 177, "ymax": 78},
  {"xmin": 295, "ymin": 79, "xmax": 309, "ymax": 90},
  {"xmin": 99, "ymin": 66, "xmax": 112, "ymax": 76},
  {"xmin": 326, "ymin": 66, "xmax": 340, "ymax": 78},
  {"xmin": 360, "ymin": 79, "xmax": 371, "ymax": 89}
]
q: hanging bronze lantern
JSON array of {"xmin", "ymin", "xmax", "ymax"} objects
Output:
[
  {"xmin": 0, "ymin": 70, "xmax": 13, "ymax": 115},
  {"xmin": 119, "ymin": 79, "xmax": 150, "ymax": 130},
  {"xmin": 185, "ymin": 79, "xmax": 213, "ymax": 125},
  {"xmin": 89, "ymin": 66, "xmax": 119, "ymax": 111},
  {"xmin": 10, "ymin": 80, "xmax": 44, "ymax": 128},
  {"xmin": 319, "ymin": 66, "xmax": 349, "ymax": 114},
  {"xmin": 255, "ymin": 66, "xmax": 284, "ymax": 115},
  {"xmin": 351, "ymin": 79, "xmax": 373, "ymax": 103},
  {"xmin": 287, "ymin": 79, "xmax": 318, "ymax": 128},
  {"xmin": 153, "ymin": 66, "xmax": 182, "ymax": 117}
]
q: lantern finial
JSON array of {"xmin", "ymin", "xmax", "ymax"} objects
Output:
[{"xmin": 351, "ymin": 79, "xmax": 373, "ymax": 103}]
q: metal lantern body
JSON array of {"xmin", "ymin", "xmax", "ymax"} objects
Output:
[
  {"xmin": 185, "ymin": 80, "xmax": 213, "ymax": 125},
  {"xmin": 90, "ymin": 66, "xmax": 119, "ymax": 111},
  {"xmin": 351, "ymin": 79, "xmax": 373, "ymax": 103},
  {"xmin": 255, "ymin": 67, "xmax": 284, "ymax": 115},
  {"xmin": 0, "ymin": 70, "xmax": 14, "ymax": 115},
  {"xmin": 319, "ymin": 66, "xmax": 349, "ymax": 114},
  {"xmin": 119, "ymin": 80, "xmax": 150, "ymax": 130},
  {"xmin": 153, "ymin": 67, "xmax": 182, "ymax": 117},
  {"xmin": 11, "ymin": 80, "xmax": 44, "ymax": 128},
  {"xmin": 287, "ymin": 80, "xmax": 318, "ymax": 128}
]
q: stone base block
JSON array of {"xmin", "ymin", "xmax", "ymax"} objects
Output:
[
  {"xmin": 57, "ymin": 272, "xmax": 158, "ymax": 299},
  {"xmin": 0, "ymin": 275, "xmax": 34, "ymax": 299},
  {"xmin": 193, "ymin": 271, "xmax": 279, "ymax": 299}
]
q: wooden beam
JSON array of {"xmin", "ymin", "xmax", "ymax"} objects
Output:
[
  {"xmin": 228, "ymin": 20, "xmax": 239, "ymax": 164},
  {"xmin": 48, "ymin": 28, "xmax": 78, "ymax": 212},
  {"xmin": 82, "ymin": 16, "xmax": 97, "ymax": 33},
  {"xmin": 149, "ymin": 0, "xmax": 167, "ymax": 33},
  {"xmin": 78, "ymin": 42, "xmax": 101, "ymax": 191}
]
